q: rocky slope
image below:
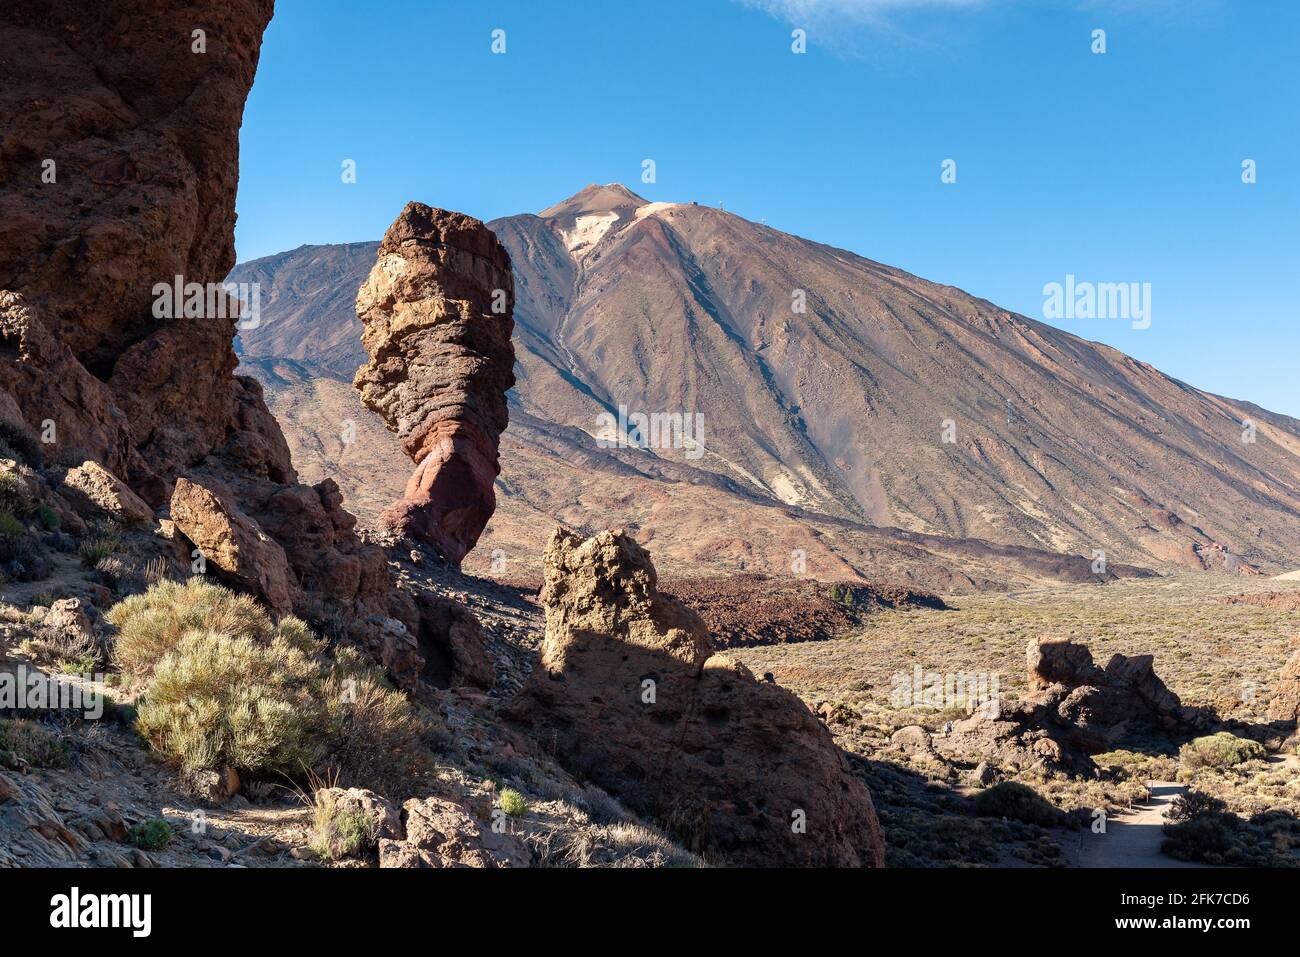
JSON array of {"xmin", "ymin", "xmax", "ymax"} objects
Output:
[
  {"xmin": 241, "ymin": 362, "xmax": 1154, "ymax": 590},
  {"xmin": 236, "ymin": 184, "xmax": 1300, "ymax": 576}
]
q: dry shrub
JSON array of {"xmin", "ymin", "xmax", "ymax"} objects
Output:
[
  {"xmin": 318, "ymin": 646, "xmax": 438, "ymax": 798},
  {"xmin": 1179, "ymin": 732, "xmax": 1267, "ymax": 770},
  {"xmin": 0, "ymin": 718, "xmax": 70, "ymax": 770},
  {"xmin": 107, "ymin": 578, "xmax": 274, "ymax": 680},
  {"xmin": 307, "ymin": 787, "xmax": 382, "ymax": 862},
  {"xmin": 135, "ymin": 629, "xmax": 325, "ymax": 775},
  {"xmin": 113, "ymin": 579, "xmax": 433, "ymax": 797}
]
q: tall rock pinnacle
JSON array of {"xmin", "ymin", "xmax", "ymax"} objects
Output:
[{"xmin": 354, "ymin": 202, "xmax": 516, "ymax": 564}]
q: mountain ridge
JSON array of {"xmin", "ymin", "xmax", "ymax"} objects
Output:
[{"xmin": 231, "ymin": 184, "xmax": 1300, "ymax": 577}]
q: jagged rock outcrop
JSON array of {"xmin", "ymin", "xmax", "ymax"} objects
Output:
[
  {"xmin": 1030, "ymin": 637, "xmax": 1184, "ymax": 734},
  {"xmin": 372, "ymin": 598, "xmax": 494, "ymax": 693},
  {"xmin": 0, "ymin": 1, "xmax": 496, "ymax": 673},
  {"xmin": 0, "ymin": 0, "xmax": 274, "ymax": 484},
  {"xmin": 506, "ymin": 528, "xmax": 885, "ymax": 867},
  {"xmin": 354, "ymin": 203, "xmax": 516, "ymax": 564},
  {"xmin": 936, "ymin": 637, "xmax": 1187, "ymax": 774},
  {"xmin": 0, "ymin": 0, "xmax": 283, "ymax": 504}
]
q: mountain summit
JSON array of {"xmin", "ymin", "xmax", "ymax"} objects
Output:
[
  {"xmin": 539, "ymin": 182, "xmax": 648, "ymax": 217},
  {"xmin": 536, "ymin": 183, "xmax": 651, "ymax": 260}
]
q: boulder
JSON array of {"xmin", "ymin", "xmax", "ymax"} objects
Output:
[
  {"xmin": 41, "ymin": 598, "xmax": 96, "ymax": 647},
  {"xmin": 378, "ymin": 796, "xmax": 528, "ymax": 868},
  {"xmin": 891, "ymin": 725, "xmax": 934, "ymax": 755},
  {"xmin": 507, "ymin": 528, "xmax": 886, "ymax": 867},
  {"xmin": 61, "ymin": 461, "xmax": 153, "ymax": 525},
  {"xmin": 354, "ymin": 203, "xmax": 516, "ymax": 564},
  {"xmin": 314, "ymin": 787, "xmax": 402, "ymax": 847},
  {"xmin": 169, "ymin": 478, "xmax": 292, "ymax": 614},
  {"xmin": 937, "ymin": 637, "xmax": 1187, "ymax": 775},
  {"xmin": 1268, "ymin": 647, "xmax": 1300, "ymax": 722},
  {"xmin": 180, "ymin": 766, "xmax": 242, "ymax": 806},
  {"xmin": 1028, "ymin": 637, "xmax": 1105, "ymax": 690}
]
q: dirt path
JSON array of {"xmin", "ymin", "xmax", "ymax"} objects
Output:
[{"xmin": 1076, "ymin": 782, "xmax": 1211, "ymax": 869}]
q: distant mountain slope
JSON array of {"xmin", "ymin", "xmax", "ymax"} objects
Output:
[
  {"xmin": 234, "ymin": 184, "xmax": 1300, "ymax": 573},
  {"xmin": 239, "ymin": 366, "xmax": 1154, "ymax": 591},
  {"xmin": 230, "ymin": 241, "xmax": 377, "ymax": 379}
]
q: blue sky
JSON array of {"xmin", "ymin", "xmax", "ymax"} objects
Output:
[{"xmin": 235, "ymin": 0, "xmax": 1299, "ymax": 415}]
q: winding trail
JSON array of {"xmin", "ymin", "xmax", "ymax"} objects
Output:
[{"xmin": 1076, "ymin": 782, "xmax": 1212, "ymax": 869}]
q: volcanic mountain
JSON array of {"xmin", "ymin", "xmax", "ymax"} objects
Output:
[{"xmin": 232, "ymin": 184, "xmax": 1300, "ymax": 581}]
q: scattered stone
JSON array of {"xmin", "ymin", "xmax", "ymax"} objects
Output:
[
  {"xmin": 179, "ymin": 766, "xmax": 242, "ymax": 805},
  {"xmin": 378, "ymin": 796, "xmax": 528, "ymax": 868}
]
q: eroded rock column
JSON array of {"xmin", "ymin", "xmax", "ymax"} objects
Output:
[{"xmin": 354, "ymin": 202, "xmax": 516, "ymax": 564}]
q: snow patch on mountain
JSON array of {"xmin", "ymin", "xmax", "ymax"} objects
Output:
[{"xmin": 561, "ymin": 212, "xmax": 620, "ymax": 258}]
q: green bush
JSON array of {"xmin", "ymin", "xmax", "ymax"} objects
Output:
[
  {"xmin": 1179, "ymin": 733, "xmax": 1266, "ymax": 770},
  {"xmin": 308, "ymin": 793, "xmax": 379, "ymax": 861},
  {"xmin": 115, "ymin": 579, "xmax": 433, "ymax": 795},
  {"xmin": 78, "ymin": 537, "xmax": 117, "ymax": 569},
  {"xmin": 107, "ymin": 578, "xmax": 278, "ymax": 680},
  {"xmin": 127, "ymin": 819, "xmax": 173, "ymax": 851},
  {"xmin": 135, "ymin": 629, "xmax": 325, "ymax": 777},
  {"xmin": 0, "ymin": 510, "xmax": 24, "ymax": 540},
  {"xmin": 1165, "ymin": 789, "xmax": 1224, "ymax": 823},
  {"xmin": 973, "ymin": 781, "xmax": 1068, "ymax": 828},
  {"xmin": 499, "ymin": 787, "xmax": 529, "ymax": 818},
  {"xmin": 1162, "ymin": 814, "xmax": 1238, "ymax": 863},
  {"xmin": 0, "ymin": 719, "xmax": 70, "ymax": 770},
  {"xmin": 36, "ymin": 505, "xmax": 59, "ymax": 530}
]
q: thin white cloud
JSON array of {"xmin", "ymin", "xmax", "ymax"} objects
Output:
[
  {"xmin": 738, "ymin": 0, "xmax": 988, "ymax": 22},
  {"xmin": 734, "ymin": 0, "xmax": 995, "ymax": 57}
]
